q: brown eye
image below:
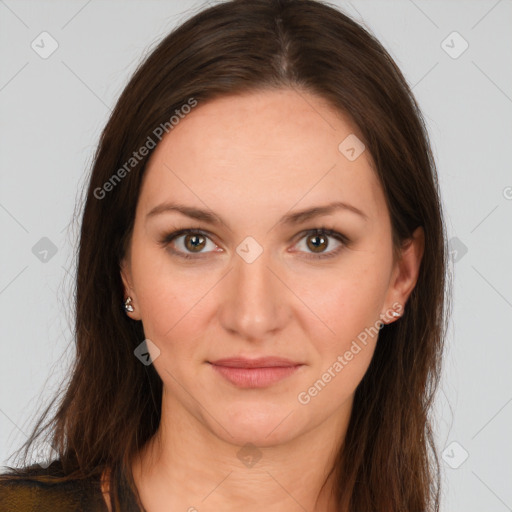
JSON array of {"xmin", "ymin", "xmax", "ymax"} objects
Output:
[
  {"xmin": 293, "ymin": 228, "xmax": 347, "ymax": 259},
  {"xmin": 306, "ymin": 233, "xmax": 328, "ymax": 253},
  {"xmin": 184, "ymin": 233, "xmax": 206, "ymax": 252},
  {"xmin": 161, "ymin": 229, "xmax": 218, "ymax": 259}
]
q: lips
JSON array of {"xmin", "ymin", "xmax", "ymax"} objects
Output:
[
  {"xmin": 209, "ymin": 357, "xmax": 301, "ymax": 369},
  {"xmin": 208, "ymin": 357, "xmax": 303, "ymax": 388}
]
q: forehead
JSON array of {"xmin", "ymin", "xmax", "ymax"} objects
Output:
[{"xmin": 139, "ymin": 88, "xmax": 385, "ymax": 224}]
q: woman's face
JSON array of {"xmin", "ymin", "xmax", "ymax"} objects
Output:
[{"xmin": 121, "ymin": 88, "xmax": 422, "ymax": 446}]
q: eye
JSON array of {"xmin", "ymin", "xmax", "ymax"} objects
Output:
[
  {"xmin": 161, "ymin": 229, "xmax": 219, "ymax": 259},
  {"xmin": 292, "ymin": 228, "xmax": 348, "ymax": 259},
  {"xmin": 160, "ymin": 227, "xmax": 349, "ymax": 260}
]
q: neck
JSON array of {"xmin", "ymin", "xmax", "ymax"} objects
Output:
[{"xmin": 131, "ymin": 391, "xmax": 352, "ymax": 512}]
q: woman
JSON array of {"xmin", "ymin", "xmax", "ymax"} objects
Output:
[{"xmin": 0, "ymin": 0, "xmax": 449, "ymax": 510}]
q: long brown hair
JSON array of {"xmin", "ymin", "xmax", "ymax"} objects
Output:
[{"xmin": 1, "ymin": 1, "xmax": 449, "ymax": 510}]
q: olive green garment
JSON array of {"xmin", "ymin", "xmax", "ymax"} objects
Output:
[{"xmin": 0, "ymin": 459, "xmax": 142, "ymax": 511}]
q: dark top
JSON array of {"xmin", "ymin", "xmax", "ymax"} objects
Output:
[{"xmin": 0, "ymin": 459, "xmax": 143, "ymax": 512}]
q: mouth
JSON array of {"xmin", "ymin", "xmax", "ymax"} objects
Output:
[
  {"xmin": 207, "ymin": 357, "xmax": 303, "ymax": 388},
  {"xmin": 209, "ymin": 356, "xmax": 301, "ymax": 368}
]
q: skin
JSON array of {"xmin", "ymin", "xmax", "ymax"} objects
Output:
[{"xmin": 105, "ymin": 88, "xmax": 424, "ymax": 512}]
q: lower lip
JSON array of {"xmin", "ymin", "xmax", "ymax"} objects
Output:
[{"xmin": 209, "ymin": 363, "xmax": 302, "ymax": 388}]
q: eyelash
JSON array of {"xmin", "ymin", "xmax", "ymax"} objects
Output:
[{"xmin": 160, "ymin": 227, "xmax": 349, "ymax": 261}]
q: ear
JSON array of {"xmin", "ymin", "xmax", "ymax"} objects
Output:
[
  {"xmin": 381, "ymin": 226, "xmax": 424, "ymax": 324},
  {"xmin": 120, "ymin": 256, "xmax": 142, "ymax": 321}
]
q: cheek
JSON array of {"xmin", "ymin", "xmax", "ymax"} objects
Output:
[
  {"xmin": 130, "ymin": 244, "xmax": 206, "ymax": 342},
  {"xmin": 292, "ymin": 257, "xmax": 390, "ymax": 396},
  {"xmin": 295, "ymin": 260, "xmax": 390, "ymax": 344},
  {"xmin": 295, "ymin": 278, "xmax": 382, "ymax": 410}
]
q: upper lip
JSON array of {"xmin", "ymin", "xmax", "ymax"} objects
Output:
[{"xmin": 209, "ymin": 357, "xmax": 302, "ymax": 368}]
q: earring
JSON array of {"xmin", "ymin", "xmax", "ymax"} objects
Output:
[
  {"xmin": 124, "ymin": 296, "xmax": 134, "ymax": 313},
  {"xmin": 391, "ymin": 310, "xmax": 401, "ymax": 318}
]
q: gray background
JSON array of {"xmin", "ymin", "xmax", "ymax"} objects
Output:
[{"xmin": 1, "ymin": 1, "xmax": 511, "ymax": 510}]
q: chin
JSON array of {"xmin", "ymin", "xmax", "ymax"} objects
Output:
[{"xmin": 205, "ymin": 402, "xmax": 304, "ymax": 448}]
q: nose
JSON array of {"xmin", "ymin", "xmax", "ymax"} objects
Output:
[{"xmin": 219, "ymin": 247, "xmax": 290, "ymax": 342}]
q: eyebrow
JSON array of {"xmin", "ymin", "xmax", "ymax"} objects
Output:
[{"xmin": 146, "ymin": 200, "xmax": 368, "ymax": 226}]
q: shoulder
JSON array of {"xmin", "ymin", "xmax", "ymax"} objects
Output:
[{"xmin": 0, "ymin": 459, "xmax": 107, "ymax": 512}]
